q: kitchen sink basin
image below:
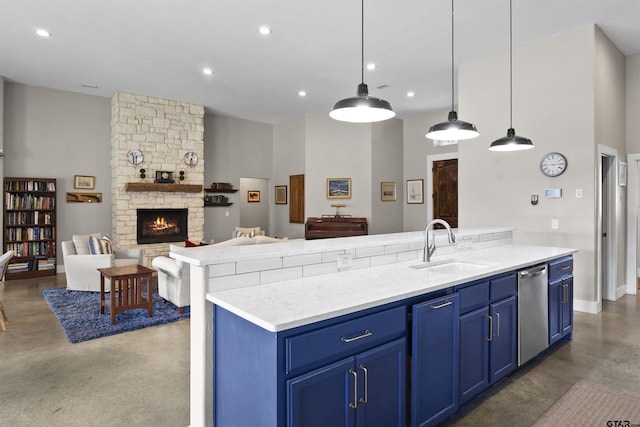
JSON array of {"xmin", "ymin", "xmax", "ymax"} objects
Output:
[{"xmin": 410, "ymin": 260, "xmax": 489, "ymax": 274}]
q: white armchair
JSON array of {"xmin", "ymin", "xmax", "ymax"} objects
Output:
[
  {"xmin": 152, "ymin": 256, "xmax": 190, "ymax": 313},
  {"xmin": 61, "ymin": 233, "xmax": 142, "ymax": 292}
]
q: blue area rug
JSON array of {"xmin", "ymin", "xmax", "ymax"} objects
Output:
[{"xmin": 43, "ymin": 288, "xmax": 190, "ymax": 344}]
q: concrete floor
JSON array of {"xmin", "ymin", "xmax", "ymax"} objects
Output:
[{"xmin": 0, "ymin": 274, "xmax": 638, "ymax": 426}]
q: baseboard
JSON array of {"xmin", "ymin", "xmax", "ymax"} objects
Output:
[
  {"xmin": 574, "ymin": 298, "xmax": 601, "ymax": 314},
  {"xmin": 616, "ymin": 284, "xmax": 627, "ymax": 300}
]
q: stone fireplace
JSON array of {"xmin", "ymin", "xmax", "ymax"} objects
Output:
[{"xmin": 111, "ymin": 91, "xmax": 205, "ymax": 265}]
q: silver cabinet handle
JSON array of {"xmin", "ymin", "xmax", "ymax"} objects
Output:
[
  {"xmin": 341, "ymin": 330, "xmax": 372, "ymax": 343},
  {"xmin": 560, "ymin": 265, "xmax": 571, "ymax": 271},
  {"xmin": 487, "ymin": 315, "xmax": 493, "ymax": 341},
  {"xmin": 359, "ymin": 365, "xmax": 368, "ymax": 404},
  {"xmin": 561, "ymin": 283, "xmax": 569, "ymax": 304},
  {"xmin": 430, "ymin": 300, "xmax": 452, "ymax": 309},
  {"xmin": 348, "ymin": 369, "xmax": 358, "ymax": 409},
  {"xmin": 495, "ymin": 312, "xmax": 500, "ymax": 338}
]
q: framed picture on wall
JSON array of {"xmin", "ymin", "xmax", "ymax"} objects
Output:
[
  {"xmin": 327, "ymin": 178, "xmax": 351, "ymax": 199},
  {"xmin": 247, "ymin": 190, "xmax": 260, "ymax": 202},
  {"xmin": 406, "ymin": 179, "xmax": 424, "ymax": 204},
  {"xmin": 275, "ymin": 185, "xmax": 287, "ymax": 204},
  {"xmin": 74, "ymin": 175, "xmax": 95, "ymax": 190},
  {"xmin": 381, "ymin": 182, "xmax": 397, "ymax": 201}
]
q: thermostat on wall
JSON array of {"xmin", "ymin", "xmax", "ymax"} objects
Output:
[{"xmin": 545, "ymin": 188, "xmax": 562, "ymax": 198}]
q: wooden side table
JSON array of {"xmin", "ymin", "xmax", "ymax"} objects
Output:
[{"xmin": 98, "ymin": 264, "xmax": 154, "ymax": 325}]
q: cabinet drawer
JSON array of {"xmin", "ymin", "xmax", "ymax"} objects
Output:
[
  {"xmin": 548, "ymin": 256, "xmax": 573, "ymax": 282},
  {"xmin": 286, "ymin": 306, "xmax": 406, "ymax": 375},
  {"xmin": 457, "ymin": 280, "xmax": 490, "ymax": 314},
  {"xmin": 490, "ymin": 274, "xmax": 516, "ymax": 302}
]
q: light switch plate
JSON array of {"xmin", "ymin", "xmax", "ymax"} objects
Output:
[{"xmin": 551, "ymin": 219, "xmax": 559, "ymax": 229}]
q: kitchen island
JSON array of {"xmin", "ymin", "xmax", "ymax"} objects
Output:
[{"xmin": 169, "ymin": 228, "xmax": 576, "ymax": 427}]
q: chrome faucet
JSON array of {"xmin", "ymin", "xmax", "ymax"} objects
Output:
[{"xmin": 424, "ymin": 219, "xmax": 456, "ymax": 262}]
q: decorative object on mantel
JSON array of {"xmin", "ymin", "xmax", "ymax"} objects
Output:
[
  {"xmin": 183, "ymin": 151, "xmax": 198, "ymax": 167},
  {"xmin": 139, "ymin": 168, "xmax": 146, "ymax": 179},
  {"xmin": 74, "ymin": 175, "xmax": 95, "ymax": 190},
  {"xmin": 125, "ymin": 182, "xmax": 203, "ymax": 193},
  {"xmin": 154, "ymin": 171, "xmax": 174, "ymax": 183},
  {"xmin": 179, "ymin": 170, "xmax": 185, "ymax": 181},
  {"xmin": 42, "ymin": 287, "xmax": 189, "ymax": 344},
  {"xmin": 126, "ymin": 149, "xmax": 143, "ymax": 165},
  {"xmin": 67, "ymin": 192, "xmax": 102, "ymax": 203}
]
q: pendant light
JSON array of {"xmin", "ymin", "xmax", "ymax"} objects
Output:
[
  {"xmin": 426, "ymin": 0, "xmax": 479, "ymax": 144},
  {"xmin": 330, "ymin": 0, "xmax": 395, "ymax": 123},
  {"xmin": 489, "ymin": 0, "xmax": 534, "ymax": 151}
]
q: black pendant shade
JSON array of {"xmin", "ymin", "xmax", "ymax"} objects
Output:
[
  {"xmin": 330, "ymin": 0, "xmax": 395, "ymax": 123},
  {"xmin": 426, "ymin": 0, "xmax": 478, "ymax": 142},
  {"xmin": 489, "ymin": 128, "xmax": 534, "ymax": 151},
  {"xmin": 489, "ymin": 0, "xmax": 534, "ymax": 151}
]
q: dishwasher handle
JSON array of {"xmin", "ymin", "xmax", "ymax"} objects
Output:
[{"xmin": 518, "ymin": 265, "xmax": 547, "ymax": 279}]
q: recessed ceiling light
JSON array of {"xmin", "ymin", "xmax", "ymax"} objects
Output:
[
  {"xmin": 35, "ymin": 28, "xmax": 52, "ymax": 38},
  {"xmin": 258, "ymin": 26, "xmax": 272, "ymax": 35},
  {"xmin": 298, "ymin": 90, "xmax": 307, "ymax": 97},
  {"xmin": 407, "ymin": 91, "xmax": 415, "ymax": 97},
  {"xmin": 203, "ymin": 68, "xmax": 213, "ymax": 75},
  {"xmin": 366, "ymin": 63, "xmax": 376, "ymax": 70}
]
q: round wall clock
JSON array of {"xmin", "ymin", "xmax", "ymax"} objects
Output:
[
  {"xmin": 540, "ymin": 152, "xmax": 567, "ymax": 177},
  {"xmin": 127, "ymin": 149, "xmax": 143, "ymax": 165},
  {"xmin": 184, "ymin": 151, "xmax": 198, "ymax": 167}
]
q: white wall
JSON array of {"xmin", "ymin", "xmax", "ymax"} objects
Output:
[
  {"xmin": 457, "ymin": 24, "xmax": 627, "ymax": 307},
  {"xmin": 204, "ymin": 114, "xmax": 273, "ymax": 243},
  {"xmin": 370, "ymin": 118, "xmax": 404, "ymax": 234},
  {"xmin": 305, "ymin": 114, "xmax": 372, "ymax": 219},
  {"xmin": 3, "ymin": 83, "xmax": 112, "ymax": 267},
  {"xmin": 272, "ymin": 116, "xmax": 306, "ymax": 239},
  {"xmin": 402, "ymin": 109, "xmax": 458, "ymax": 232}
]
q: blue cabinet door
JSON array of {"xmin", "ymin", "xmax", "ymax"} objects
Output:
[
  {"xmin": 548, "ymin": 280, "xmax": 562, "ymax": 345},
  {"xmin": 287, "ymin": 357, "xmax": 355, "ymax": 427},
  {"xmin": 561, "ymin": 277, "xmax": 573, "ymax": 338},
  {"xmin": 489, "ymin": 296, "xmax": 517, "ymax": 383},
  {"xmin": 412, "ymin": 293, "xmax": 459, "ymax": 427},
  {"xmin": 458, "ymin": 306, "xmax": 489, "ymax": 405},
  {"xmin": 355, "ymin": 339, "xmax": 406, "ymax": 427}
]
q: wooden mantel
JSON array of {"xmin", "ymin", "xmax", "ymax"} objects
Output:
[{"xmin": 125, "ymin": 182, "xmax": 203, "ymax": 193}]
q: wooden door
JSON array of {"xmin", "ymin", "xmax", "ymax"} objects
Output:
[
  {"xmin": 433, "ymin": 159, "xmax": 458, "ymax": 228},
  {"xmin": 290, "ymin": 174, "xmax": 305, "ymax": 224}
]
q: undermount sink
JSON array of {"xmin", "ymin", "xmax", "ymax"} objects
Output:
[{"xmin": 410, "ymin": 260, "xmax": 489, "ymax": 274}]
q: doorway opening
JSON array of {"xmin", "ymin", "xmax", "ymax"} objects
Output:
[
  {"xmin": 625, "ymin": 153, "xmax": 640, "ymax": 296},
  {"xmin": 597, "ymin": 145, "xmax": 618, "ymax": 309},
  {"xmin": 427, "ymin": 153, "xmax": 459, "ymax": 227}
]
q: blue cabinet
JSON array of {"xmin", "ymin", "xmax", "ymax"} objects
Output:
[
  {"xmin": 411, "ymin": 293, "xmax": 459, "ymax": 427},
  {"xmin": 287, "ymin": 338, "xmax": 406, "ymax": 427},
  {"xmin": 457, "ymin": 274, "xmax": 517, "ymax": 405},
  {"xmin": 549, "ymin": 256, "xmax": 573, "ymax": 345}
]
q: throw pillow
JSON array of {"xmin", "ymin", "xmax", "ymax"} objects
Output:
[
  {"xmin": 233, "ymin": 229, "xmax": 256, "ymax": 238},
  {"xmin": 88, "ymin": 235, "xmax": 113, "ymax": 255},
  {"xmin": 72, "ymin": 232, "xmax": 102, "ymax": 255},
  {"xmin": 185, "ymin": 240, "xmax": 208, "ymax": 247}
]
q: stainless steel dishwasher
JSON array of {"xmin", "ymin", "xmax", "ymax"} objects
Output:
[{"xmin": 517, "ymin": 264, "xmax": 549, "ymax": 365}]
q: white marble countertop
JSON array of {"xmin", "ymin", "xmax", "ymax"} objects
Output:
[{"xmin": 207, "ymin": 244, "xmax": 576, "ymax": 332}]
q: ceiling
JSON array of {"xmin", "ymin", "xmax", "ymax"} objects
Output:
[{"xmin": 2, "ymin": 0, "xmax": 640, "ymax": 124}]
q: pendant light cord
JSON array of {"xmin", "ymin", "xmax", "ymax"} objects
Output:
[
  {"xmin": 509, "ymin": 0, "xmax": 513, "ymax": 128},
  {"xmin": 451, "ymin": 0, "xmax": 455, "ymax": 111},
  {"xmin": 361, "ymin": 0, "xmax": 365, "ymax": 84}
]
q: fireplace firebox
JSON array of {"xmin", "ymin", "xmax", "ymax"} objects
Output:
[{"xmin": 137, "ymin": 208, "xmax": 188, "ymax": 244}]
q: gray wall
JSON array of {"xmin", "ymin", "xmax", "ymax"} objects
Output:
[
  {"xmin": 272, "ymin": 116, "xmax": 306, "ymax": 239},
  {"xmin": 457, "ymin": 24, "xmax": 625, "ymax": 307},
  {"xmin": 3, "ymin": 83, "xmax": 112, "ymax": 267},
  {"xmin": 402, "ymin": 109, "xmax": 458, "ymax": 232},
  {"xmin": 370, "ymin": 118, "xmax": 404, "ymax": 234},
  {"xmin": 239, "ymin": 177, "xmax": 270, "ymax": 234},
  {"xmin": 203, "ymin": 114, "xmax": 273, "ymax": 243}
]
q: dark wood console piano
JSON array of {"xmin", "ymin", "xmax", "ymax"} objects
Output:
[{"xmin": 304, "ymin": 216, "xmax": 368, "ymax": 239}]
